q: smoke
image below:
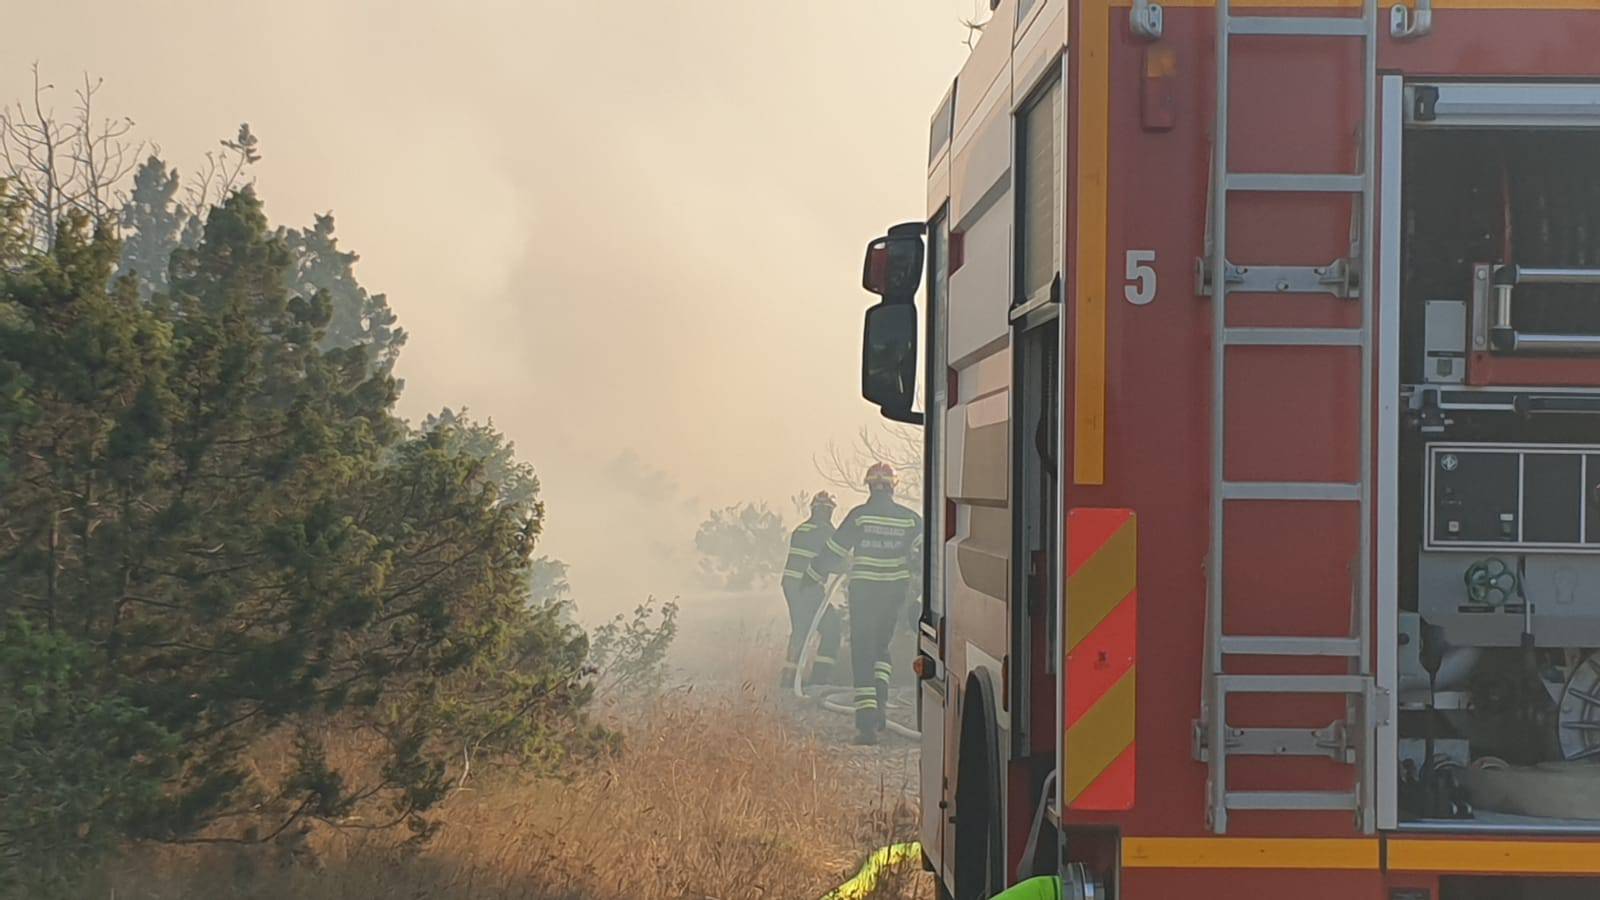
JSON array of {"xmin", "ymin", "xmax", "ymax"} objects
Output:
[{"xmin": 6, "ymin": 0, "xmax": 969, "ymax": 622}]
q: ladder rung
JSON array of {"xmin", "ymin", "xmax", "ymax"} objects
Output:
[
  {"xmin": 1221, "ymin": 481, "xmax": 1360, "ymax": 502},
  {"xmin": 1227, "ymin": 173, "xmax": 1364, "ymax": 193},
  {"xmin": 1225, "ymin": 791, "xmax": 1357, "ymax": 812},
  {"xmin": 1218, "ymin": 674, "xmax": 1369, "ymax": 694},
  {"xmin": 1223, "ymin": 327, "xmax": 1363, "ymax": 347},
  {"xmin": 1228, "ymin": 16, "xmax": 1367, "ymax": 37},
  {"xmin": 1220, "ymin": 636, "xmax": 1362, "ymax": 657}
]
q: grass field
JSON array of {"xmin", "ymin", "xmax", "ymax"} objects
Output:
[{"xmin": 74, "ymin": 681, "xmax": 930, "ymax": 900}]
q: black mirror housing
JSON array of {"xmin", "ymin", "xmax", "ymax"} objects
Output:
[
  {"xmin": 862, "ymin": 222, "xmax": 926, "ymax": 300},
  {"xmin": 862, "ymin": 302, "xmax": 919, "ymax": 416}
]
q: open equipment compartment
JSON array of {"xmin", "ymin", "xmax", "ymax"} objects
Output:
[{"xmin": 1397, "ymin": 82, "xmax": 1600, "ymax": 832}]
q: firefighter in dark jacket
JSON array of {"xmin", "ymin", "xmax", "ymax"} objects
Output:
[
  {"xmin": 780, "ymin": 492, "xmax": 843, "ymax": 687},
  {"xmin": 810, "ymin": 463, "xmax": 922, "ymax": 745}
]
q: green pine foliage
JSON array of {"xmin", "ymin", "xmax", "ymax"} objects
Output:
[
  {"xmin": 0, "ymin": 183, "xmax": 617, "ymax": 888},
  {"xmin": 117, "ymin": 157, "xmax": 185, "ymax": 300},
  {"xmin": 0, "ymin": 615, "xmax": 176, "ymax": 892},
  {"xmin": 282, "ymin": 212, "xmax": 407, "ymax": 378}
]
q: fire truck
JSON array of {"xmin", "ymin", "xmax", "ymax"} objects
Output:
[{"xmin": 856, "ymin": 1, "xmax": 1600, "ymax": 898}]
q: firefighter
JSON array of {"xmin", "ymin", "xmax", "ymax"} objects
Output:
[
  {"xmin": 780, "ymin": 491, "xmax": 844, "ymax": 688},
  {"xmin": 811, "ymin": 462, "xmax": 922, "ymax": 745}
]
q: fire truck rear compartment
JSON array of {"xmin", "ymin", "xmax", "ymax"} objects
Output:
[
  {"xmin": 1405, "ymin": 128, "xmax": 1600, "ymax": 381},
  {"xmin": 1398, "ymin": 119, "xmax": 1600, "ymax": 830}
]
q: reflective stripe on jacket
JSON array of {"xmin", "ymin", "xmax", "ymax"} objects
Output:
[
  {"xmin": 810, "ymin": 494, "xmax": 922, "ymax": 586},
  {"xmin": 783, "ymin": 516, "xmax": 835, "ymax": 583}
]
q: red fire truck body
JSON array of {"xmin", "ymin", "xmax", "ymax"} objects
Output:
[{"xmin": 855, "ymin": 2, "xmax": 1600, "ymax": 898}]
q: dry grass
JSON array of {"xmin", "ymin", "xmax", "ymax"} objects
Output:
[{"xmin": 79, "ymin": 684, "xmax": 933, "ymax": 900}]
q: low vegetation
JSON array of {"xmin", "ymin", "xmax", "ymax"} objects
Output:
[
  {"xmin": 66, "ymin": 686, "xmax": 929, "ymax": 900},
  {"xmin": 0, "ymin": 71, "xmax": 927, "ymax": 900}
]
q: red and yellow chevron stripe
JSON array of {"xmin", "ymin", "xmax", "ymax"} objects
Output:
[{"xmin": 1064, "ymin": 509, "xmax": 1137, "ymax": 810}]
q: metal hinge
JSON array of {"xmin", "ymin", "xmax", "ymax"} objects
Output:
[
  {"xmin": 1390, "ymin": 1, "xmax": 1433, "ymax": 39},
  {"xmin": 1371, "ymin": 685, "xmax": 1392, "ymax": 728},
  {"xmin": 1193, "ymin": 720, "xmax": 1355, "ymax": 764},
  {"xmin": 1197, "ymin": 257, "xmax": 1359, "ymax": 299},
  {"xmin": 1130, "ymin": 0, "xmax": 1163, "ymax": 40}
]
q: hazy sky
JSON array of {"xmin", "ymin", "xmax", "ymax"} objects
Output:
[{"xmin": 9, "ymin": 1, "xmax": 972, "ymax": 616}]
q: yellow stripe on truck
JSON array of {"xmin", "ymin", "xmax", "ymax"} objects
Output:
[
  {"xmin": 1122, "ymin": 838, "xmax": 1379, "ymax": 870},
  {"xmin": 1388, "ymin": 839, "xmax": 1600, "ymax": 875},
  {"xmin": 1122, "ymin": 836, "xmax": 1600, "ymax": 874},
  {"xmin": 1073, "ymin": 0, "xmax": 1110, "ymax": 487}
]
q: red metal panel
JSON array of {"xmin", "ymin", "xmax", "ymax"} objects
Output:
[
  {"xmin": 1063, "ymin": 2, "xmax": 1368, "ymax": 839},
  {"xmin": 1038, "ymin": 17, "xmax": 1600, "ymax": 900},
  {"xmin": 1382, "ymin": 11, "xmax": 1600, "ymax": 77},
  {"xmin": 1061, "ymin": 1, "xmax": 1600, "ymax": 845},
  {"xmin": 1469, "ymin": 352, "xmax": 1600, "ymax": 388},
  {"xmin": 1224, "ymin": 347, "xmax": 1361, "ymax": 484},
  {"xmin": 1064, "ymin": 4, "xmax": 1211, "ymax": 838}
]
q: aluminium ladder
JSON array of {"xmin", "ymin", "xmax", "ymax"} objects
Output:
[{"xmin": 1198, "ymin": 0, "xmax": 1380, "ymax": 835}]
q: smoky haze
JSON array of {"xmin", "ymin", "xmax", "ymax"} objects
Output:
[{"xmin": 8, "ymin": 1, "xmax": 969, "ymax": 619}]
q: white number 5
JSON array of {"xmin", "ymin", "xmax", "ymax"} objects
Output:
[{"xmin": 1124, "ymin": 250, "xmax": 1157, "ymax": 306}]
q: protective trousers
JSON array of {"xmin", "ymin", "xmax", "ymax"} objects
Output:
[
  {"xmin": 848, "ymin": 580, "xmax": 906, "ymax": 733},
  {"xmin": 782, "ymin": 580, "xmax": 842, "ymax": 685}
]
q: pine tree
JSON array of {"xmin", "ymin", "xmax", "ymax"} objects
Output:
[
  {"xmin": 116, "ymin": 155, "xmax": 187, "ymax": 299},
  {"xmin": 283, "ymin": 212, "xmax": 408, "ymax": 378},
  {"xmin": 421, "ymin": 407, "xmax": 541, "ymax": 510},
  {"xmin": 0, "ymin": 191, "xmax": 596, "ymax": 881}
]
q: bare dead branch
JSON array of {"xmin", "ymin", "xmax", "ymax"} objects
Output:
[
  {"xmin": 0, "ymin": 64, "xmax": 142, "ymax": 248},
  {"xmin": 812, "ymin": 422, "xmax": 924, "ymax": 503},
  {"xmin": 185, "ymin": 124, "xmax": 259, "ymax": 213},
  {"xmin": 959, "ymin": 0, "xmax": 990, "ymax": 50}
]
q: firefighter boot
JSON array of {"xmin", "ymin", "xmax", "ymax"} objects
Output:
[
  {"xmin": 874, "ymin": 662, "xmax": 892, "ymax": 732},
  {"xmin": 854, "ymin": 687, "xmax": 879, "ymax": 744}
]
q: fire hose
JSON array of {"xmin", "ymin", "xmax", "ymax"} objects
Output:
[
  {"xmin": 790, "ymin": 572, "xmax": 920, "ymax": 741},
  {"xmin": 819, "ymin": 841, "xmax": 923, "ymax": 900},
  {"xmin": 819, "ymin": 842, "xmax": 1069, "ymax": 900}
]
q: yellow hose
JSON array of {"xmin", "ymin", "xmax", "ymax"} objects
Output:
[
  {"xmin": 994, "ymin": 876, "xmax": 1065, "ymax": 900},
  {"xmin": 820, "ymin": 841, "xmax": 922, "ymax": 900}
]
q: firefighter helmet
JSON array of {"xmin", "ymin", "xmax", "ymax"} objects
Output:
[
  {"xmin": 864, "ymin": 462, "xmax": 896, "ymax": 489},
  {"xmin": 810, "ymin": 491, "xmax": 836, "ymax": 510}
]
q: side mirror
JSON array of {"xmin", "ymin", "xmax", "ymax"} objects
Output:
[
  {"xmin": 862, "ymin": 223, "xmax": 926, "ymax": 300},
  {"xmin": 862, "ymin": 302, "xmax": 920, "ymax": 423}
]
